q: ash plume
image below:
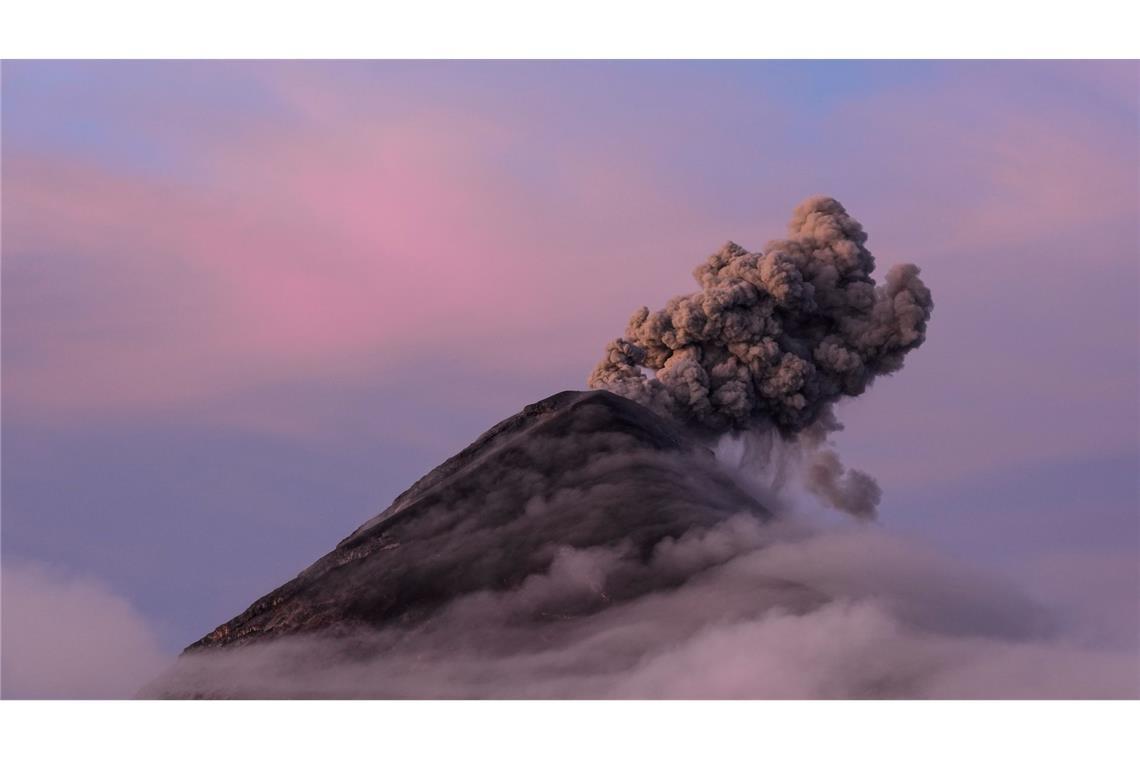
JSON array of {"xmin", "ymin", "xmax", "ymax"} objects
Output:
[{"xmin": 589, "ymin": 196, "xmax": 933, "ymax": 518}]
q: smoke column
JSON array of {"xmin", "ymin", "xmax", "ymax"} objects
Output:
[{"xmin": 589, "ymin": 196, "xmax": 933, "ymax": 517}]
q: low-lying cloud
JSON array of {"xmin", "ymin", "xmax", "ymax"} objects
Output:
[
  {"xmin": 147, "ymin": 512, "xmax": 1138, "ymax": 698},
  {"xmin": 1, "ymin": 561, "xmax": 169, "ymax": 699}
]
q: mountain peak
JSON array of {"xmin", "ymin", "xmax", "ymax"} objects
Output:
[{"xmin": 183, "ymin": 389, "xmax": 768, "ymax": 654}]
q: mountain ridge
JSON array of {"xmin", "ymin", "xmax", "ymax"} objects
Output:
[{"xmin": 184, "ymin": 389, "xmax": 770, "ymax": 653}]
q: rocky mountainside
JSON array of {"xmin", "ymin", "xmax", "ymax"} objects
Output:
[{"xmin": 184, "ymin": 390, "xmax": 772, "ymax": 654}]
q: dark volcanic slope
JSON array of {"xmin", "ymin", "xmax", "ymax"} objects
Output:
[{"xmin": 187, "ymin": 390, "xmax": 770, "ymax": 652}]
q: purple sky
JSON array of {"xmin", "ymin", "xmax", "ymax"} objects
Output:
[{"xmin": 2, "ymin": 61, "xmax": 1137, "ymax": 669}]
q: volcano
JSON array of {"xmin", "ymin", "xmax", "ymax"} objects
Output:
[
  {"xmin": 144, "ymin": 389, "xmax": 792, "ymax": 696},
  {"xmin": 143, "ymin": 196, "xmax": 948, "ymax": 697},
  {"xmin": 184, "ymin": 390, "xmax": 772, "ymax": 654},
  {"xmin": 143, "ymin": 388, "xmax": 1122, "ymax": 700}
]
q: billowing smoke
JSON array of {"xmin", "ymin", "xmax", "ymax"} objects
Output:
[
  {"xmin": 589, "ymin": 196, "xmax": 933, "ymax": 434},
  {"xmin": 589, "ymin": 196, "xmax": 933, "ymax": 518}
]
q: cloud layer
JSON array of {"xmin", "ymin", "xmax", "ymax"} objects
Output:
[
  {"xmin": 147, "ymin": 518, "xmax": 1138, "ymax": 699},
  {"xmin": 2, "ymin": 562, "xmax": 169, "ymax": 699},
  {"xmin": 144, "ymin": 394, "xmax": 1137, "ymax": 700}
]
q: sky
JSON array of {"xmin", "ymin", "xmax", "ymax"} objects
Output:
[{"xmin": 2, "ymin": 60, "xmax": 1137, "ymax": 695}]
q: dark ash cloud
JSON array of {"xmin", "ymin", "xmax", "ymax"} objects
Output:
[
  {"xmin": 589, "ymin": 196, "xmax": 933, "ymax": 436},
  {"xmin": 589, "ymin": 196, "xmax": 933, "ymax": 519}
]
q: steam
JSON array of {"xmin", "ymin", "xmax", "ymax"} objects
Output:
[{"xmin": 589, "ymin": 196, "xmax": 933, "ymax": 518}]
